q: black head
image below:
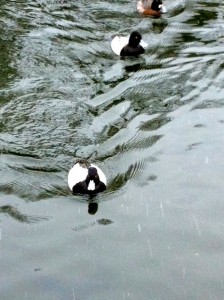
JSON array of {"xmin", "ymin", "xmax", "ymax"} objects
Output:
[
  {"xmin": 87, "ymin": 167, "xmax": 99, "ymax": 182},
  {"xmin": 128, "ymin": 31, "xmax": 142, "ymax": 47},
  {"xmin": 151, "ymin": 0, "xmax": 163, "ymax": 11}
]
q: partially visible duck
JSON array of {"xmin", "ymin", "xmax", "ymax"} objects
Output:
[
  {"xmin": 111, "ymin": 31, "xmax": 148, "ymax": 56},
  {"xmin": 68, "ymin": 159, "xmax": 107, "ymax": 195},
  {"xmin": 137, "ymin": 0, "xmax": 167, "ymax": 16}
]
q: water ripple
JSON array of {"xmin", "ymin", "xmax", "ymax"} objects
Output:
[
  {"xmin": 1, "ymin": 1, "xmax": 224, "ymax": 299},
  {"xmin": 1, "ymin": 0, "xmax": 224, "ymax": 201},
  {"xmin": 0, "ymin": 204, "xmax": 49, "ymax": 223}
]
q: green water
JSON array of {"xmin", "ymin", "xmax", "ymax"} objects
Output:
[{"xmin": 1, "ymin": 0, "xmax": 224, "ymax": 299}]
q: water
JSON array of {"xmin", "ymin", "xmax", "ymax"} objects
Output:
[{"xmin": 1, "ymin": 0, "xmax": 224, "ymax": 299}]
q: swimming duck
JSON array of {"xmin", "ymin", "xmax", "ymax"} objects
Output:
[
  {"xmin": 68, "ymin": 159, "xmax": 107, "ymax": 195},
  {"xmin": 111, "ymin": 31, "xmax": 148, "ymax": 56},
  {"xmin": 137, "ymin": 0, "xmax": 167, "ymax": 16}
]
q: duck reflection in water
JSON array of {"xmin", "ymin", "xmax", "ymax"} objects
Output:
[
  {"xmin": 88, "ymin": 201, "xmax": 98, "ymax": 215},
  {"xmin": 124, "ymin": 63, "xmax": 142, "ymax": 73}
]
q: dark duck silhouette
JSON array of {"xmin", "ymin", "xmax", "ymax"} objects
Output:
[
  {"xmin": 120, "ymin": 31, "xmax": 145, "ymax": 57},
  {"xmin": 68, "ymin": 159, "xmax": 106, "ymax": 195}
]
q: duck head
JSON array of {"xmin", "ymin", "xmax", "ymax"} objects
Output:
[
  {"xmin": 151, "ymin": 0, "xmax": 162, "ymax": 11},
  {"xmin": 151, "ymin": 0, "xmax": 166, "ymax": 13},
  {"xmin": 128, "ymin": 31, "xmax": 142, "ymax": 47},
  {"xmin": 86, "ymin": 167, "xmax": 100, "ymax": 191}
]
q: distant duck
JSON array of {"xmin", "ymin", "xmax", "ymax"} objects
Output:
[
  {"xmin": 111, "ymin": 31, "xmax": 148, "ymax": 56},
  {"xmin": 137, "ymin": 0, "xmax": 167, "ymax": 16},
  {"xmin": 68, "ymin": 159, "xmax": 107, "ymax": 195}
]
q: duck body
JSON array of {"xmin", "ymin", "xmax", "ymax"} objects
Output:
[
  {"xmin": 68, "ymin": 159, "xmax": 106, "ymax": 195},
  {"xmin": 111, "ymin": 31, "xmax": 148, "ymax": 56},
  {"xmin": 137, "ymin": 0, "xmax": 166, "ymax": 16}
]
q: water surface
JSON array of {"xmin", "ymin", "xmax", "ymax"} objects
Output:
[{"xmin": 1, "ymin": 0, "xmax": 224, "ymax": 299}]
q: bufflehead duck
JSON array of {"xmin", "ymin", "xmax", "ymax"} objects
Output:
[
  {"xmin": 68, "ymin": 159, "xmax": 107, "ymax": 195},
  {"xmin": 111, "ymin": 31, "xmax": 148, "ymax": 56},
  {"xmin": 137, "ymin": 0, "xmax": 167, "ymax": 16}
]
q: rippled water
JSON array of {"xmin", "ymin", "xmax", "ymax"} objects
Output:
[{"xmin": 1, "ymin": 0, "xmax": 224, "ymax": 299}]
